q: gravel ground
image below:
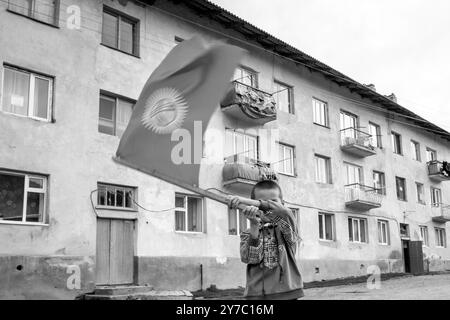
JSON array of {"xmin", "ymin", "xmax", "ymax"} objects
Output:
[{"xmin": 302, "ymin": 274, "xmax": 450, "ymax": 300}]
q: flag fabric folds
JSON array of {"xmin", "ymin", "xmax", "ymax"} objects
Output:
[{"xmin": 115, "ymin": 36, "xmax": 245, "ymax": 188}]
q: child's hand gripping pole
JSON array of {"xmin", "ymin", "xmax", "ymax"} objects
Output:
[{"xmin": 227, "ymin": 195, "xmax": 262, "ymax": 218}]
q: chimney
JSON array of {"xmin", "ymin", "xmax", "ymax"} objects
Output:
[
  {"xmin": 365, "ymin": 83, "xmax": 376, "ymax": 91},
  {"xmin": 386, "ymin": 93, "xmax": 397, "ymax": 103}
]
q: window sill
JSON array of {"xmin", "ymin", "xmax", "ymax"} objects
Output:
[
  {"xmin": 175, "ymin": 231, "xmax": 205, "ymax": 236},
  {"xmin": 378, "ymin": 243, "xmax": 390, "ymax": 246},
  {"xmin": 0, "ymin": 110, "xmax": 51, "ymax": 123},
  {"xmin": 277, "ymin": 172, "xmax": 296, "ymax": 178},
  {"xmin": 7, "ymin": 9, "xmax": 60, "ymax": 29},
  {"xmin": 96, "ymin": 206, "xmax": 137, "ymax": 212},
  {"xmin": 418, "ymin": 201, "xmax": 427, "ymax": 206},
  {"xmin": 313, "ymin": 122, "xmax": 330, "ymax": 129},
  {"xmin": 100, "ymin": 43, "xmax": 141, "ymax": 59},
  {"xmin": 0, "ymin": 220, "xmax": 49, "ymax": 227},
  {"xmin": 318, "ymin": 239, "xmax": 335, "ymax": 243}
]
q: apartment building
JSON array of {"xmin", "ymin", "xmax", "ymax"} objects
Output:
[{"xmin": 0, "ymin": 0, "xmax": 449, "ymax": 299}]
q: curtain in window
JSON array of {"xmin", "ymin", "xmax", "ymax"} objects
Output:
[
  {"xmin": 98, "ymin": 95, "xmax": 115, "ymax": 135},
  {"xmin": 187, "ymin": 198, "xmax": 202, "ymax": 232},
  {"xmin": 116, "ymin": 99, "xmax": 133, "ymax": 138},
  {"xmin": 33, "ymin": 77, "xmax": 50, "ymax": 119},
  {"xmin": 2, "ymin": 68, "xmax": 30, "ymax": 116}
]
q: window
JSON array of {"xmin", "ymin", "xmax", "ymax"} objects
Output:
[
  {"xmin": 396, "ymin": 177, "xmax": 407, "ymax": 201},
  {"xmin": 426, "ymin": 148, "xmax": 437, "ymax": 162},
  {"xmin": 318, "ymin": 213, "xmax": 334, "ymax": 241},
  {"xmin": 97, "ymin": 183, "xmax": 135, "ymax": 210},
  {"xmin": 315, "ymin": 155, "xmax": 332, "ymax": 184},
  {"xmin": 273, "ymin": 80, "xmax": 293, "ymax": 114},
  {"xmin": 348, "ymin": 217, "xmax": 367, "ymax": 243},
  {"xmin": 368, "ymin": 122, "xmax": 382, "ymax": 148},
  {"xmin": 400, "ymin": 223, "xmax": 409, "ymax": 238},
  {"xmin": 102, "ymin": 7, "xmax": 139, "ymax": 56},
  {"xmin": 98, "ymin": 92, "xmax": 134, "ymax": 138},
  {"xmin": 340, "ymin": 111, "xmax": 357, "ymax": 135},
  {"xmin": 7, "ymin": 0, "xmax": 59, "ymax": 26},
  {"xmin": 1, "ymin": 65, "xmax": 53, "ymax": 121},
  {"xmin": 225, "ymin": 129, "xmax": 258, "ymax": 162},
  {"xmin": 431, "ymin": 187, "xmax": 442, "ymax": 207},
  {"xmin": 344, "ymin": 162, "xmax": 362, "ymax": 185},
  {"xmin": 420, "ymin": 226, "xmax": 429, "ymax": 246},
  {"xmin": 435, "ymin": 228, "xmax": 446, "ymax": 247},
  {"xmin": 313, "ymin": 98, "xmax": 329, "ymax": 127},
  {"xmin": 391, "ymin": 131, "xmax": 402, "ymax": 155},
  {"xmin": 377, "ymin": 220, "xmax": 390, "ymax": 245},
  {"xmin": 174, "ymin": 36, "xmax": 184, "ymax": 43},
  {"xmin": 228, "ymin": 208, "xmax": 249, "ymax": 235},
  {"xmin": 175, "ymin": 194, "xmax": 203, "ymax": 232},
  {"xmin": 275, "ymin": 143, "xmax": 295, "ymax": 176},
  {"xmin": 416, "ymin": 182, "xmax": 425, "ymax": 204},
  {"xmin": 410, "ymin": 140, "xmax": 421, "ymax": 161},
  {"xmin": 0, "ymin": 170, "xmax": 47, "ymax": 224},
  {"xmin": 233, "ymin": 67, "xmax": 258, "ymax": 88},
  {"xmin": 373, "ymin": 171, "xmax": 386, "ymax": 195}
]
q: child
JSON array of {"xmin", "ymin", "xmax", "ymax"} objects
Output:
[{"xmin": 228, "ymin": 180, "xmax": 304, "ymax": 300}]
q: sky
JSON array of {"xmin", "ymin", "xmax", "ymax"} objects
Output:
[{"xmin": 213, "ymin": 0, "xmax": 450, "ymax": 133}]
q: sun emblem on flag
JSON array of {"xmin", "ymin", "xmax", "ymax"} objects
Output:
[{"xmin": 141, "ymin": 87, "xmax": 189, "ymax": 134}]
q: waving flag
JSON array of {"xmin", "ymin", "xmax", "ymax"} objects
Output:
[{"xmin": 115, "ymin": 36, "xmax": 245, "ymax": 189}]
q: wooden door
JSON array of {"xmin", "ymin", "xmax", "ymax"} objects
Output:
[
  {"xmin": 409, "ymin": 240, "xmax": 425, "ymax": 275},
  {"xmin": 96, "ymin": 218, "xmax": 134, "ymax": 285}
]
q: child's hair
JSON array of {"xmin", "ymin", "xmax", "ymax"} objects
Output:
[{"xmin": 250, "ymin": 180, "xmax": 283, "ymax": 201}]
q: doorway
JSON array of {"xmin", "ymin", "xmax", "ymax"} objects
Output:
[
  {"xmin": 402, "ymin": 240, "xmax": 410, "ymax": 273},
  {"xmin": 96, "ymin": 218, "xmax": 135, "ymax": 285}
]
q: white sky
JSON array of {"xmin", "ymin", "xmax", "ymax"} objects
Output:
[{"xmin": 213, "ymin": 0, "xmax": 450, "ymax": 133}]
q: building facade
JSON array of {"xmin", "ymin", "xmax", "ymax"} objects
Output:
[{"xmin": 0, "ymin": 0, "xmax": 449, "ymax": 299}]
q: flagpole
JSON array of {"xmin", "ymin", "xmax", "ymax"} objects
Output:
[{"xmin": 112, "ymin": 156, "xmax": 260, "ymax": 209}]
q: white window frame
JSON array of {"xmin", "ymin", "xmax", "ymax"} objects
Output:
[
  {"xmin": 97, "ymin": 183, "xmax": 136, "ymax": 211},
  {"xmin": 318, "ymin": 212, "xmax": 334, "ymax": 241},
  {"xmin": 174, "ymin": 194, "xmax": 203, "ymax": 233},
  {"xmin": 435, "ymin": 228, "xmax": 447, "ymax": 248},
  {"xmin": 420, "ymin": 226, "xmax": 429, "ymax": 247},
  {"xmin": 431, "ymin": 187, "xmax": 442, "ymax": 207},
  {"xmin": 416, "ymin": 182, "xmax": 425, "ymax": 204},
  {"xmin": 276, "ymin": 143, "xmax": 295, "ymax": 176},
  {"xmin": 373, "ymin": 171, "xmax": 386, "ymax": 195},
  {"xmin": 368, "ymin": 122, "xmax": 382, "ymax": 148},
  {"xmin": 312, "ymin": 98, "xmax": 329, "ymax": 127},
  {"xmin": 348, "ymin": 217, "xmax": 368, "ymax": 243},
  {"xmin": 391, "ymin": 131, "xmax": 402, "ymax": 155},
  {"xmin": 273, "ymin": 80, "xmax": 293, "ymax": 114},
  {"xmin": 0, "ymin": 170, "xmax": 48, "ymax": 225},
  {"xmin": 233, "ymin": 66, "xmax": 258, "ymax": 88},
  {"xmin": 228, "ymin": 208, "xmax": 250, "ymax": 235},
  {"xmin": 344, "ymin": 162, "xmax": 363, "ymax": 185},
  {"xmin": 426, "ymin": 147, "xmax": 437, "ymax": 162},
  {"xmin": 377, "ymin": 219, "xmax": 390, "ymax": 245},
  {"xmin": 396, "ymin": 176, "xmax": 407, "ymax": 201},
  {"xmin": 98, "ymin": 92, "xmax": 135, "ymax": 138},
  {"xmin": 225, "ymin": 129, "xmax": 258, "ymax": 162},
  {"xmin": 410, "ymin": 140, "xmax": 421, "ymax": 161},
  {"xmin": 1, "ymin": 65, "xmax": 53, "ymax": 122},
  {"xmin": 315, "ymin": 154, "xmax": 331, "ymax": 184}
]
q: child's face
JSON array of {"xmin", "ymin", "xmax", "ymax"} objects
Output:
[{"xmin": 253, "ymin": 188, "xmax": 281, "ymax": 203}]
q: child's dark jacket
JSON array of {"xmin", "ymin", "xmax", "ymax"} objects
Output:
[{"xmin": 240, "ymin": 200, "xmax": 304, "ymax": 300}]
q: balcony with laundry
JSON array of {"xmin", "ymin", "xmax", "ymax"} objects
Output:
[
  {"xmin": 222, "ymin": 154, "xmax": 278, "ymax": 195},
  {"xmin": 431, "ymin": 203, "xmax": 450, "ymax": 223},
  {"xmin": 344, "ymin": 184, "xmax": 383, "ymax": 211},
  {"xmin": 427, "ymin": 160, "xmax": 450, "ymax": 182},
  {"xmin": 220, "ymin": 80, "xmax": 277, "ymax": 125},
  {"xmin": 340, "ymin": 128, "xmax": 377, "ymax": 157}
]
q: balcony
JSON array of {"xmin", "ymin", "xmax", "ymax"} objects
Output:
[
  {"xmin": 220, "ymin": 81, "xmax": 277, "ymax": 125},
  {"xmin": 431, "ymin": 204, "xmax": 450, "ymax": 223},
  {"xmin": 344, "ymin": 184, "xmax": 382, "ymax": 211},
  {"xmin": 340, "ymin": 128, "xmax": 376, "ymax": 158},
  {"xmin": 427, "ymin": 161, "xmax": 450, "ymax": 182},
  {"xmin": 222, "ymin": 154, "xmax": 278, "ymax": 194}
]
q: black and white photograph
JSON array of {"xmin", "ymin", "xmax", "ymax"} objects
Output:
[{"xmin": 0, "ymin": 0, "xmax": 450, "ymax": 308}]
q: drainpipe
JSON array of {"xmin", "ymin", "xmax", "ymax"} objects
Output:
[{"xmin": 200, "ymin": 264, "xmax": 203, "ymax": 291}]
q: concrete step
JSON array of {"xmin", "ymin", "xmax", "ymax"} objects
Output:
[
  {"xmin": 94, "ymin": 285, "xmax": 154, "ymax": 296},
  {"xmin": 85, "ymin": 289, "xmax": 193, "ymax": 300}
]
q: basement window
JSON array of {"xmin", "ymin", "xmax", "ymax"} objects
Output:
[
  {"xmin": 8, "ymin": 0, "xmax": 60, "ymax": 26},
  {"xmin": 0, "ymin": 170, "xmax": 48, "ymax": 224},
  {"xmin": 175, "ymin": 194, "xmax": 203, "ymax": 233}
]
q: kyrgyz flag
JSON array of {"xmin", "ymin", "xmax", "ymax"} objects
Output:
[{"xmin": 115, "ymin": 36, "xmax": 245, "ymax": 188}]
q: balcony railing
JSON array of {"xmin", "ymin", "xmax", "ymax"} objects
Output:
[
  {"xmin": 427, "ymin": 160, "xmax": 450, "ymax": 182},
  {"xmin": 222, "ymin": 154, "xmax": 277, "ymax": 195},
  {"xmin": 220, "ymin": 81, "xmax": 277, "ymax": 125},
  {"xmin": 340, "ymin": 128, "xmax": 376, "ymax": 157},
  {"xmin": 431, "ymin": 203, "xmax": 450, "ymax": 223},
  {"xmin": 344, "ymin": 183, "xmax": 382, "ymax": 211}
]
